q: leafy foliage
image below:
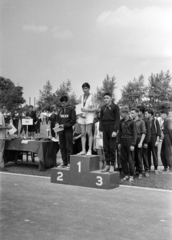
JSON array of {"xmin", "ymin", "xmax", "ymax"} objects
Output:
[
  {"xmin": 37, "ymin": 80, "xmax": 78, "ymax": 111},
  {"xmin": 118, "ymin": 71, "xmax": 172, "ymax": 110},
  {"xmin": 95, "ymin": 75, "xmax": 117, "ymax": 106},
  {"xmin": 0, "ymin": 76, "xmax": 25, "ymax": 110},
  {"xmin": 119, "ymin": 75, "xmax": 146, "ymax": 107},
  {"xmin": 37, "ymin": 80, "xmax": 54, "ymax": 111}
]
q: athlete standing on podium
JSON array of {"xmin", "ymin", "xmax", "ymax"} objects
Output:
[
  {"xmin": 57, "ymin": 96, "xmax": 76, "ymax": 168},
  {"xmin": 77, "ymin": 83, "xmax": 97, "ymax": 156},
  {"xmin": 99, "ymin": 93, "xmax": 120, "ymax": 173}
]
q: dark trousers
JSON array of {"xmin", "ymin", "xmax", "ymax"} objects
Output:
[
  {"xmin": 120, "ymin": 138, "xmax": 135, "ymax": 176},
  {"xmin": 73, "ymin": 138, "xmax": 82, "ymax": 154},
  {"xmin": 51, "ymin": 122, "xmax": 56, "ymax": 138},
  {"xmin": 59, "ymin": 128, "xmax": 73, "ymax": 165},
  {"xmin": 20, "ymin": 125, "xmax": 27, "ymax": 134},
  {"xmin": 35, "ymin": 122, "xmax": 41, "ymax": 134},
  {"xmin": 148, "ymin": 136, "xmax": 158, "ymax": 170},
  {"xmin": 142, "ymin": 147, "xmax": 149, "ymax": 171},
  {"xmin": 135, "ymin": 137, "xmax": 143, "ymax": 173},
  {"xmin": 116, "ymin": 143, "xmax": 121, "ymax": 169},
  {"xmin": 13, "ymin": 120, "xmax": 19, "ymax": 134},
  {"xmin": 161, "ymin": 135, "xmax": 172, "ymax": 169},
  {"xmin": 102, "ymin": 125, "xmax": 117, "ymax": 165}
]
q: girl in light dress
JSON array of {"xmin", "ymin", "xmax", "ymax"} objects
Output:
[{"xmin": 93, "ymin": 110, "xmax": 105, "ymax": 170}]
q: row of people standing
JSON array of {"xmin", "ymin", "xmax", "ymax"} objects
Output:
[
  {"xmin": 55, "ymin": 82, "xmax": 172, "ymax": 183},
  {"xmin": 3, "ymin": 106, "xmax": 42, "ymax": 136}
]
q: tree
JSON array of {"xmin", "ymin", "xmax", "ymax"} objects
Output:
[
  {"xmin": 0, "ymin": 76, "xmax": 25, "ymax": 110},
  {"xmin": 37, "ymin": 80, "xmax": 54, "ymax": 111},
  {"xmin": 95, "ymin": 75, "xmax": 117, "ymax": 106},
  {"xmin": 53, "ymin": 80, "xmax": 78, "ymax": 107},
  {"xmin": 119, "ymin": 75, "xmax": 146, "ymax": 107},
  {"xmin": 147, "ymin": 70, "xmax": 172, "ymax": 109}
]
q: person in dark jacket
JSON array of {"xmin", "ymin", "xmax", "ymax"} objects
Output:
[
  {"xmin": 145, "ymin": 108, "xmax": 161, "ymax": 173},
  {"xmin": 130, "ymin": 107, "xmax": 146, "ymax": 179},
  {"xmin": 26, "ymin": 105, "xmax": 37, "ymax": 138},
  {"xmin": 137, "ymin": 105, "xmax": 151, "ymax": 177},
  {"xmin": 57, "ymin": 96, "xmax": 76, "ymax": 168},
  {"xmin": 12, "ymin": 110, "xmax": 19, "ymax": 134},
  {"xmin": 99, "ymin": 92, "xmax": 120, "ymax": 173},
  {"xmin": 20, "ymin": 110, "xmax": 27, "ymax": 135},
  {"xmin": 49, "ymin": 108, "xmax": 57, "ymax": 138},
  {"xmin": 160, "ymin": 109, "xmax": 172, "ymax": 171},
  {"xmin": 118, "ymin": 106, "xmax": 137, "ymax": 182}
]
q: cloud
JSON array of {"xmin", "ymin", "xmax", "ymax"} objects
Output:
[
  {"xmin": 23, "ymin": 24, "xmax": 48, "ymax": 33},
  {"xmin": 51, "ymin": 26, "xmax": 73, "ymax": 40},
  {"xmin": 96, "ymin": 6, "xmax": 172, "ymax": 58}
]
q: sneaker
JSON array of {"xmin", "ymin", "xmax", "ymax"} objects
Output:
[
  {"xmin": 86, "ymin": 151, "xmax": 92, "ymax": 156},
  {"xmin": 101, "ymin": 165, "xmax": 110, "ymax": 173},
  {"xmin": 77, "ymin": 151, "xmax": 86, "ymax": 155},
  {"xmin": 109, "ymin": 166, "xmax": 114, "ymax": 173},
  {"xmin": 121, "ymin": 176, "xmax": 129, "ymax": 181},
  {"xmin": 145, "ymin": 171, "xmax": 149, "ymax": 177},
  {"xmin": 128, "ymin": 176, "xmax": 134, "ymax": 182},
  {"xmin": 138, "ymin": 174, "xmax": 142, "ymax": 179},
  {"xmin": 58, "ymin": 163, "xmax": 66, "ymax": 168},
  {"xmin": 66, "ymin": 164, "xmax": 70, "ymax": 169}
]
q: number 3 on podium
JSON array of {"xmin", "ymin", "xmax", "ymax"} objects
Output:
[{"xmin": 96, "ymin": 176, "xmax": 103, "ymax": 186}]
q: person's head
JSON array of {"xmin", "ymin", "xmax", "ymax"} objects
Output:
[
  {"xmin": 137, "ymin": 105, "xmax": 145, "ymax": 117},
  {"xmin": 155, "ymin": 112, "xmax": 160, "ymax": 118},
  {"xmin": 130, "ymin": 107, "xmax": 139, "ymax": 119},
  {"xmin": 0, "ymin": 105, "xmax": 6, "ymax": 114},
  {"xmin": 82, "ymin": 82, "xmax": 90, "ymax": 95},
  {"xmin": 160, "ymin": 109, "xmax": 169, "ymax": 120},
  {"xmin": 103, "ymin": 92, "xmax": 112, "ymax": 105},
  {"xmin": 145, "ymin": 108, "xmax": 154, "ymax": 119},
  {"xmin": 28, "ymin": 105, "xmax": 33, "ymax": 112},
  {"xmin": 60, "ymin": 96, "xmax": 68, "ymax": 107},
  {"xmin": 120, "ymin": 106, "xmax": 130, "ymax": 119}
]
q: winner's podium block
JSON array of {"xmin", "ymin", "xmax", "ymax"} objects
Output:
[
  {"xmin": 70, "ymin": 155, "xmax": 99, "ymax": 186},
  {"xmin": 51, "ymin": 167, "xmax": 70, "ymax": 184},
  {"xmin": 51, "ymin": 155, "xmax": 119, "ymax": 189}
]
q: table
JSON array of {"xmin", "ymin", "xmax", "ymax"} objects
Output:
[{"xmin": 4, "ymin": 139, "xmax": 59, "ymax": 171}]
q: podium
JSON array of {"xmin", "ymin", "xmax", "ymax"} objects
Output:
[{"xmin": 51, "ymin": 155, "xmax": 119, "ymax": 189}]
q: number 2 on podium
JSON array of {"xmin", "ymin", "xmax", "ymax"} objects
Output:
[
  {"xmin": 57, "ymin": 172, "xmax": 63, "ymax": 181},
  {"xmin": 77, "ymin": 161, "xmax": 81, "ymax": 172}
]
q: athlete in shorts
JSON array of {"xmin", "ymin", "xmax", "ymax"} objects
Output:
[{"xmin": 77, "ymin": 82, "xmax": 97, "ymax": 155}]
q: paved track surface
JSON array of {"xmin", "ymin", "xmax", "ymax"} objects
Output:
[{"xmin": 0, "ymin": 173, "xmax": 172, "ymax": 240}]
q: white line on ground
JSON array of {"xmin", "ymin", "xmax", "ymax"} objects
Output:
[
  {"xmin": 120, "ymin": 184, "xmax": 172, "ymax": 193},
  {"xmin": 1, "ymin": 172, "xmax": 172, "ymax": 193}
]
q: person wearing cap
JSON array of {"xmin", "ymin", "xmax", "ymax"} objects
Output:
[
  {"xmin": 57, "ymin": 96, "xmax": 76, "ymax": 168},
  {"xmin": 118, "ymin": 106, "xmax": 137, "ymax": 182},
  {"xmin": 99, "ymin": 92, "xmax": 120, "ymax": 173},
  {"xmin": 77, "ymin": 82, "xmax": 97, "ymax": 156},
  {"xmin": 160, "ymin": 109, "xmax": 172, "ymax": 171}
]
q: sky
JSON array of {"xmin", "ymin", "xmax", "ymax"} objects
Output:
[{"xmin": 1, "ymin": 0, "xmax": 172, "ymax": 105}]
